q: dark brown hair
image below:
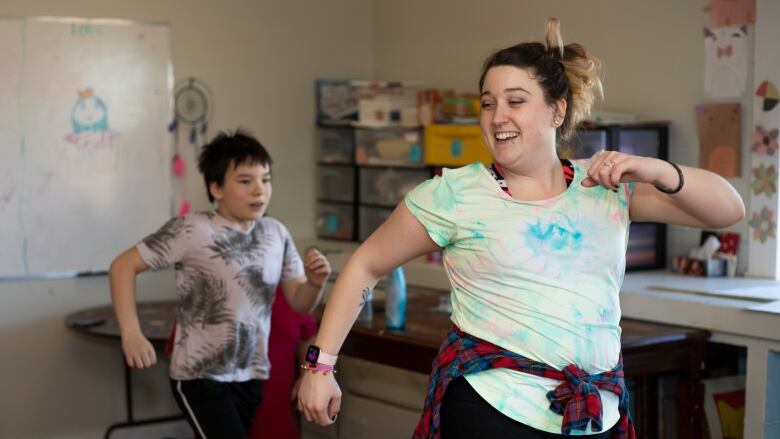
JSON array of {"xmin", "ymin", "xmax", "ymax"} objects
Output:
[
  {"xmin": 479, "ymin": 18, "xmax": 603, "ymax": 141},
  {"xmin": 197, "ymin": 128, "xmax": 273, "ymax": 203}
]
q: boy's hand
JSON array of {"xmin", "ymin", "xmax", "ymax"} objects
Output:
[
  {"xmin": 121, "ymin": 330, "xmax": 157, "ymax": 368},
  {"xmin": 303, "ymin": 248, "xmax": 331, "ymax": 288}
]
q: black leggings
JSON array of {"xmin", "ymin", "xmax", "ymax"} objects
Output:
[
  {"xmin": 171, "ymin": 378, "xmax": 263, "ymax": 439},
  {"xmin": 440, "ymin": 377, "xmax": 613, "ymax": 439}
]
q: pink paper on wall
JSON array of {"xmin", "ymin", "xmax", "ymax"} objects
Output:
[
  {"xmin": 696, "ymin": 103, "xmax": 742, "ymax": 178},
  {"xmin": 705, "ymin": 0, "xmax": 755, "ymax": 27}
]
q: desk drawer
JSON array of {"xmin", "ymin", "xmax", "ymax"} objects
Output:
[
  {"xmin": 340, "ymin": 393, "xmax": 421, "ymax": 439},
  {"xmin": 301, "ymin": 419, "xmax": 338, "ymax": 439},
  {"xmin": 340, "ymin": 356, "xmax": 427, "ymax": 410}
]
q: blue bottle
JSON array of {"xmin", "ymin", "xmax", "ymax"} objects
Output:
[{"xmin": 385, "ymin": 266, "xmax": 407, "ymax": 330}]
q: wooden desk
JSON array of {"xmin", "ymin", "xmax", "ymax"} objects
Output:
[
  {"xmin": 65, "ymin": 301, "xmax": 180, "ymax": 439},
  {"xmin": 67, "ymin": 298, "xmax": 709, "ymax": 438},
  {"xmin": 66, "ymin": 300, "xmax": 176, "ymax": 346},
  {"xmin": 340, "ymin": 292, "xmax": 709, "ymax": 438}
]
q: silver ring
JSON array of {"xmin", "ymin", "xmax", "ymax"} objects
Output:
[{"xmin": 603, "ymin": 160, "xmax": 615, "ymax": 168}]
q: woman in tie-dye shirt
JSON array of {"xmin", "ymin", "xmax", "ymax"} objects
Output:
[{"xmin": 299, "ymin": 18, "xmax": 745, "ymax": 438}]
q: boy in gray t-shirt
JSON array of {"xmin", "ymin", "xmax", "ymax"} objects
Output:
[{"xmin": 109, "ymin": 129, "xmax": 330, "ymax": 438}]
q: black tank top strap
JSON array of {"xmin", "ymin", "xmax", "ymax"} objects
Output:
[{"xmin": 488, "ymin": 159, "xmax": 574, "ymax": 197}]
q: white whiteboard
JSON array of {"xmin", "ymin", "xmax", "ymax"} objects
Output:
[{"xmin": 0, "ymin": 17, "xmax": 173, "ymax": 278}]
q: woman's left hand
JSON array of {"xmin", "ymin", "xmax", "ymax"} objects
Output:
[
  {"xmin": 291, "ymin": 375, "xmax": 303, "ymax": 401},
  {"xmin": 581, "ymin": 151, "xmax": 674, "ymax": 191}
]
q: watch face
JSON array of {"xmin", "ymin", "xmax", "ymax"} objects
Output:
[{"xmin": 306, "ymin": 345, "xmax": 320, "ymax": 365}]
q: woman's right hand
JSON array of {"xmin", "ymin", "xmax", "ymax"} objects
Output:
[
  {"xmin": 298, "ymin": 370, "xmax": 342, "ymax": 426},
  {"xmin": 120, "ymin": 330, "xmax": 157, "ymax": 368}
]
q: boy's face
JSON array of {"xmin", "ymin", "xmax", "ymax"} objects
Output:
[{"xmin": 210, "ymin": 161, "xmax": 272, "ymax": 227}]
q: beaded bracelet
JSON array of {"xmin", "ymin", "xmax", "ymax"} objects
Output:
[
  {"xmin": 655, "ymin": 160, "xmax": 684, "ymax": 194},
  {"xmin": 301, "ymin": 362, "xmax": 337, "ymax": 375}
]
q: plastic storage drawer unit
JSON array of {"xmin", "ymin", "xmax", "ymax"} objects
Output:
[
  {"xmin": 354, "ymin": 128, "xmax": 424, "ymax": 166},
  {"xmin": 318, "ymin": 165, "xmax": 355, "ymax": 203},
  {"xmin": 316, "ymin": 202, "xmax": 354, "ymax": 240},
  {"xmin": 359, "ymin": 167, "xmax": 430, "ymax": 207},
  {"xmin": 358, "ymin": 206, "xmax": 393, "ymax": 241}
]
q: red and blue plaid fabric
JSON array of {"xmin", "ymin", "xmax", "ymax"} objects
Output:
[{"xmin": 412, "ymin": 327, "xmax": 635, "ymax": 439}]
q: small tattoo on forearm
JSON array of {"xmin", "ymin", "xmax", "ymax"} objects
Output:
[{"xmin": 358, "ymin": 287, "xmax": 371, "ymax": 308}]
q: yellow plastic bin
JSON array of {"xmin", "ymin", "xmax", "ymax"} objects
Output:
[{"xmin": 423, "ymin": 124, "xmax": 492, "ymax": 166}]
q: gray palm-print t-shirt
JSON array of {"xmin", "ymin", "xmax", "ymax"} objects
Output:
[{"xmin": 136, "ymin": 211, "xmax": 304, "ymax": 381}]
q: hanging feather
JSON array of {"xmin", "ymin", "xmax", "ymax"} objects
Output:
[
  {"xmin": 178, "ymin": 199, "xmax": 191, "ymax": 216},
  {"xmin": 168, "ymin": 119, "xmax": 178, "ymax": 132},
  {"xmin": 200, "ymin": 121, "xmax": 208, "ymax": 134},
  {"xmin": 172, "ymin": 154, "xmax": 186, "ymax": 177},
  {"xmin": 190, "ymin": 127, "xmax": 197, "ymax": 144}
]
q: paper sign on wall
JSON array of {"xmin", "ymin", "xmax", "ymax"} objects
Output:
[
  {"xmin": 704, "ymin": 26, "xmax": 749, "ymax": 98},
  {"xmin": 696, "ymin": 103, "xmax": 742, "ymax": 178},
  {"xmin": 704, "ymin": 0, "xmax": 756, "ymax": 27}
]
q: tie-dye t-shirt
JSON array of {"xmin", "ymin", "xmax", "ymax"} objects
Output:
[
  {"xmin": 404, "ymin": 160, "xmax": 635, "ymax": 434},
  {"xmin": 136, "ymin": 211, "xmax": 304, "ymax": 382}
]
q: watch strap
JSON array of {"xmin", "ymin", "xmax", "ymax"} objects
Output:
[{"xmin": 306, "ymin": 344, "xmax": 338, "ymax": 366}]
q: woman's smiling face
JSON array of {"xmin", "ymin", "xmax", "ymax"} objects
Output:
[{"xmin": 479, "ymin": 65, "xmax": 562, "ymax": 167}]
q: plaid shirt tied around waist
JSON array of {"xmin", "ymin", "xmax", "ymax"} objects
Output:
[{"xmin": 412, "ymin": 327, "xmax": 636, "ymax": 439}]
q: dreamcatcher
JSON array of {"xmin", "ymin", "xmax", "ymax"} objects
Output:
[{"xmin": 168, "ymin": 77, "xmax": 213, "ymax": 216}]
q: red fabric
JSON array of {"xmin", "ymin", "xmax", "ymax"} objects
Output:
[
  {"xmin": 249, "ymin": 286, "xmax": 318, "ymax": 439},
  {"xmin": 165, "ymin": 321, "xmax": 176, "ymax": 354}
]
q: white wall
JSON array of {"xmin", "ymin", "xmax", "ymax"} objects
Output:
[
  {"xmin": 0, "ymin": 1, "xmax": 760, "ymax": 438},
  {"xmin": 0, "ymin": 1, "xmax": 373, "ymax": 438},
  {"xmin": 371, "ymin": 0, "xmax": 751, "ymax": 270}
]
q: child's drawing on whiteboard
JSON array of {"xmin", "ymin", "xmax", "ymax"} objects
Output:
[
  {"xmin": 64, "ymin": 88, "xmax": 117, "ymax": 148},
  {"xmin": 704, "ymin": 26, "xmax": 748, "ymax": 98},
  {"xmin": 696, "ymin": 103, "xmax": 741, "ymax": 178}
]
